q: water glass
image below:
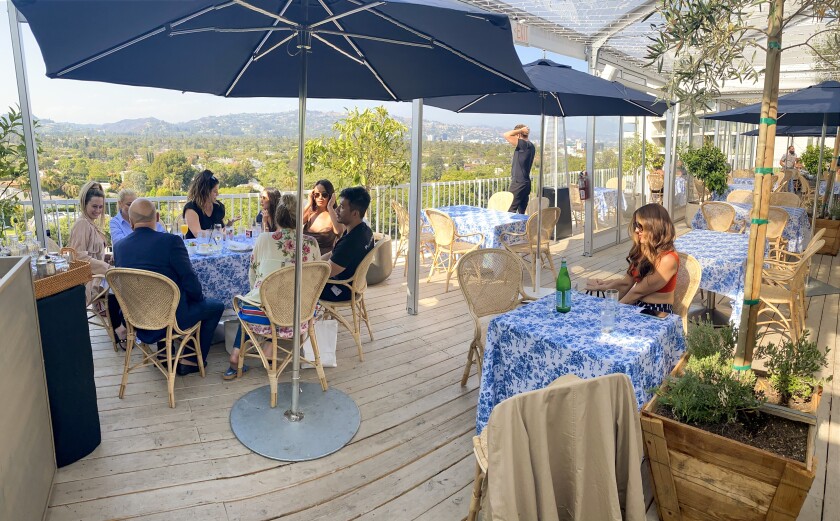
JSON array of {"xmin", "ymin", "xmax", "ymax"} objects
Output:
[{"xmin": 601, "ymin": 289, "xmax": 619, "ymax": 333}]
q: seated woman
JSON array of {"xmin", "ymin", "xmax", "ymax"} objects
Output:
[
  {"xmin": 302, "ymin": 179, "xmax": 344, "ymax": 255},
  {"xmin": 586, "ymin": 203, "xmax": 679, "ymax": 314},
  {"xmin": 255, "ymin": 187, "xmax": 281, "ymax": 232},
  {"xmin": 225, "ymin": 194, "xmax": 322, "ymax": 379},
  {"xmin": 182, "ymin": 170, "xmax": 239, "ymax": 239},
  {"xmin": 69, "ymin": 181, "xmax": 125, "ymax": 344}
]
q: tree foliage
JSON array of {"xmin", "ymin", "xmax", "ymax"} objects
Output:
[
  {"xmin": 622, "ymin": 133, "xmax": 660, "ymax": 175},
  {"xmin": 0, "ymin": 107, "xmax": 40, "ymax": 230},
  {"xmin": 679, "ymin": 143, "xmax": 730, "ymax": 201}
]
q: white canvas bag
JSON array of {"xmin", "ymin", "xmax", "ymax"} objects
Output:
[{"xmin": 302, "ymin": 318, "xmax": 338, "ymax": 368}]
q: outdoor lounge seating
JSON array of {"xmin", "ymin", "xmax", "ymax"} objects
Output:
[{"xmin": 106, "ymin": 268, "xmax": 204, "ymax": 408}]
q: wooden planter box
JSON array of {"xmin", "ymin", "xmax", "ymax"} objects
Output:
[
  {"xmin": 641, "ymin": 356, "xmax": 819, "ymax": 520},
  {"xmin": 815, "ymin": 218, "xmax": 840, "ymax": 256}
]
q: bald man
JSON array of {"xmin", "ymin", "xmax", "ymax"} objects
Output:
[{"xmin": 113, "ymin": 198, "xmax": 224, "ymax": 375}]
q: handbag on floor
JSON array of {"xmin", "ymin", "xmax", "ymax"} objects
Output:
[{"xmin": 302, "ymin": 318, "xmax": 338, "ymax": 368}]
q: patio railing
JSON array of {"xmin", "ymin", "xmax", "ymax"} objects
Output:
[{"xmin": 4, "ymin": 169, "xmax": 622, "ymax": 247}]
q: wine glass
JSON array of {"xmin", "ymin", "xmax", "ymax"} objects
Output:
[{"xmin": 164, "ymin": 215, "xmax": 173, "ymax": 234}]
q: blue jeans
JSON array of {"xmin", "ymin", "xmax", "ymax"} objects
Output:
[{"xmin": 137, "ymin": 298, "xmax": 225, "ymax": 362}]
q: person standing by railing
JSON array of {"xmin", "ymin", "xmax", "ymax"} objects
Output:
[
  {"xmin": 503, "ymin": 124, "xmax": 535, "ymax": 214},
  {"xmin": 182, "ymin": 170, "xmax": 240, "ymax": 239},
  {"xmin": 110, "ymin": 189, "xmax": 164, "ymax": 245}
]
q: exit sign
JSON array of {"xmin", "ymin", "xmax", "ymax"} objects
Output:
[{"xmin": 513, "ymin": 22, "xmax": 529, "ymax": 44}]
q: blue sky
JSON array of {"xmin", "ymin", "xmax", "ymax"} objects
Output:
[{"xmin": 0, "ymin": 0, "xmax": 587, "ymax": 131}]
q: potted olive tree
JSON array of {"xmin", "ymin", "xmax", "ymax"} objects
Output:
[
  {"xmin": 679, "ymin": 144, "xmax": 730, "ymax": 220},
  {"xmin": 801, "ymin": 144, "xmax": 840, "ymax": 254}
]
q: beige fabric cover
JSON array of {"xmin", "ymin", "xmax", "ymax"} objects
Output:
[
  {"xmin": 69, "ymin": 217, "xmax": 110, "ymax": 301},
  {"xmin": 484, "ymin": 373, "xmax": 645, "ymax": 521}
]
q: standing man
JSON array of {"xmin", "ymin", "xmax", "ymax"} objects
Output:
[
  {"xmin": 503, "ymin": 124, "xmax": 536, "ymax": 214},
  {"xmin": 779, "ymin": 145, "xmax": 799, "ymax": 169}
]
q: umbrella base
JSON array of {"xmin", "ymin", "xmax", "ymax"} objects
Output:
[{"xmin": 230, "ymin": 382, "xmax": 360, "ymax": 461}]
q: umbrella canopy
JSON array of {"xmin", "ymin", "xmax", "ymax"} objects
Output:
[
  {"xmin": 741, "ymin": 125, "xmax": 838, "ymax": 137},
  {"xmin": 424, "ymin": 59, "xmax": 667, "ymax": 117},
  {"xmin": 704, "ymin": 81, "xmax": 840, "ymax": 125},
  {"xmin": 13, "ymin": 0, "xmax": 533, "ymax": 100}
]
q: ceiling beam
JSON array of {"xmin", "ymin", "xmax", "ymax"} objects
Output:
[{"xmin": 591, "ymin": 0, "xmax": 660, "ymax": 49}]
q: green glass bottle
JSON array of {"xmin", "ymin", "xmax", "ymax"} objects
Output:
[{"xmin": 555, "ymin": 257, "xmax": 571, "ymax": 313}]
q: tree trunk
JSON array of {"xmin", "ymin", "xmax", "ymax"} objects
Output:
[{"xmin": 734, "ymin": 0, "xmax": 784, "ymax": 370}]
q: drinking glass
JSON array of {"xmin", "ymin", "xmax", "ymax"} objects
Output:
[
  {"xmin": 601, "ymin": 289, "xmax": 619, "ymax": 333},
  {"xmin": 198, "ymin": 230, "xmax": 211, "ymax": 245},
  {"xmin": 164, "ymin": 216, "xmax": 173, "ymax": 234}
]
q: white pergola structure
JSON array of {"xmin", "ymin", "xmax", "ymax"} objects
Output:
[{"xmin": 9, "ymin": 0, "xmax": 837, "ymax": 315}]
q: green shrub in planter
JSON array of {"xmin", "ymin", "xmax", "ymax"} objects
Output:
[
  {"xmin": 755, "ymin": 331, "xmax": 832, "ymax": 406},
  {"xmin": 685, "ymin": 320, "xmax": 737, "ymax": 360},
  {"xmin": 680, "ymin": 144, "xmax": 729, "ymax": 201},
  {"xmin": 800, "ymin": 144, "xmax": 834, "ymax": 177}
]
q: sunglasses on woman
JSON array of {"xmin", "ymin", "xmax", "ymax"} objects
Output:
[
  {"xmin": 313, "ymin": 191, "xmax": 328, "ymax": 199},
  {"xmin": 633, "ymin": 222, "xmax": 644, "ymax": 233}
]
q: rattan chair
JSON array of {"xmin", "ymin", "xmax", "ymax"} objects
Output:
[
  {"xmin": 62, "ymin": 247, "xmax": 119, "ymax": 352},
  {"xmin": 569, "ymin": 184, "xmax": 586, "ymax": 229},
  {"xmin": 605, "ymin": 177, "xmax": 619, "ymax": 189},
  {"xmin": 726, "ymin": 189, "xmax": 753, "ymax": 204},
  {"xmin": 456, "ymin": 249, "xmax": 536, "ymax": 387},
  {"xmin": 757, "ymin": 240, "xmax": 823, "ymax": 343},
  {"xmin": 732, "ymin": 169, "xmax": 753, "ymax": 178},
  {"xmin": 766, "ymin": 207, "xmax": 790, "ymax": 257},
  {"xmin": 525, "ymin": 196, "xmax": 550, "ymax": 216},
  {"xmin": 106, "ymin": 268, "xmax": 204, "ymax": 408},
  {"xmin": 700, "ymin": 202, "xmax": 736, "ymax": 232},
  {"xmin": 320, "ymin": 239, "xmax": 385, "ymax": 361},
  {"xmin": 775, "ymin": 169, "xmax": 794, "ymax": 192},
  {"xmin": 390, "ymin": 200, "xmax": 434, "ymax": 274},
  {"xmin": 692, "ymin": 178, "xmax": 711, "ymax": 202},
  {"xmin": 501, "ymin": 208, "xmax": 561, "ymax": 290},
  {"xmin": 425, "ymin": 208, "xmax": 484, "ymax": 293},
  {"xmin": 487, "ymin": 191, "xmax": 514, "ymax": 212},
  {"xmin": 647, "ymin": 172, "xmax": 664, "ymax": 204},
  {"xmin": 765, "ymin": 229, "xmax": 825, "ymax": 320},
  {"xmin": 769, "ymin": 192, "xmax": 801, "ymax": 207},
  {"xmin": 233, "ymin": 262, "xmax": 331, "ymax": 407},
  {"xmin": 672, "ymin": 253, "xmax": 702, "ymax": 334}
]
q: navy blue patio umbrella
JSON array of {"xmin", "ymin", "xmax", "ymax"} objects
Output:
[
  {"xmin": 12, "ymin": 0, "xmax": 533, "ymax": 461},
  {"xmin": 742, "ymin": 125, "xmax": 838, "ymax": 137},
  {"xmin": 425, "ymin": 59, "xmax": 667, "ymax": 117},
  {"xmin": 704, "ymin": 81, "xmax": 840, "ymax": 126}
]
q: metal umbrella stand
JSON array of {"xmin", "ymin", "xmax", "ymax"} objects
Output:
[{"xmin": 13, "ymin": 0, "xmax": 532, "ymax": 461}]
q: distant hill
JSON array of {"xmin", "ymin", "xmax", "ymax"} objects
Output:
[{"xmin": 33, "ymin": 111, "xmax": 529, "ymax": 143}]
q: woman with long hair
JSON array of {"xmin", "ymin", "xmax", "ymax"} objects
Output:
[
  {"xmin": 257, "ymin": 187, "xmax": 281, "ymax": 232},
  {"xmin": 302, "ymin": 179, "xmax": 344, "ymax": 254},
  {"xmin": 69, "ymin": 181, "xmax": 125, "ymax": 342},
  {"xmin": 182, "ymin": 169, "xmax": 239, "ymax": 239},
  {"xmin": 586, "ymin": 204, "xmax": 679, "ymax": 314},
  {"xmin": 225, "ymin": 194, "xmax": 322, "ymax": 380}
]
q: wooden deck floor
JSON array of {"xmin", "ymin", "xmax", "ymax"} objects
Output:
[{"xmin": 46, "ymin": 224, "xmax": 840, "ymax": 521}]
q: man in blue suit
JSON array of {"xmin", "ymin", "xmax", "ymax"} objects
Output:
[{"xmin": 113, "ymin": 198, "xmax": 224, "ymax": 376}]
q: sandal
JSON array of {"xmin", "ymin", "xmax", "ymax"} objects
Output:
[{"xmin": 223, "ymin": 365, "xmax": 249, "ymax": 381}]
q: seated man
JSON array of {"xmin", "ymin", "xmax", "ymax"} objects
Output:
[
  {"xmin": 113, "ymin": 198, "xmax": 224, "ymax": 375},
  {"xmin": 320, "ymin": 186, "xmax": 374, "ymax": 302},
  {"xmin": 110, "ymin": 189, "xmax": 164, "ymax": 246}
]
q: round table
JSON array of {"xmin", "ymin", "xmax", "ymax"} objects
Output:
[{"xmin": 187, "ymin": 237, "xmax": 254, "ymax": 309}]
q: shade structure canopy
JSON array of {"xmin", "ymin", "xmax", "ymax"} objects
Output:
[
  {"xmin": 13, "ymin": 0, "xmax": 533, "ymax": 101},
  {"xmin": 424, "ymin": 59, "xmax": 667, "ymax": 117},
  {"xmin": 741, "ymin": 125, "xmax": 838, "ymax": 137},
  {"xmin": 704, "ymin": 81, "xmax": 840, "ymax": 126}
]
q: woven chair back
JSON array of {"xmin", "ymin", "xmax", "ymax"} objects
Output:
[
  {"xmin": 766, "ymin": 207, "xmax": 790, "ymax": 241},
  {"xmin": 526, "ymin": 208, "xmax": 561, "ymax": 244},
  {"xmin": 457, "ymin": 248, "xmax": 524, "ymax": 319},
  {"xmin": 803, "ymin": 231, "xmax": 827, "ymax": 258},
  {"xmin": 425, "ymin": 208, "xmax": 457, "ymax": 248},
  {"xmin": 673, "ymin": 253, "xmax": 701, "ymax": 332},
  {"xmin": 106, "ymin": 268, "xmax": 179, "ymax": 331},
  {"xmin": 259, "ymin": 262, "xmax": 330, "ymax": 328},
  {"xmin": 525, "ymin": 197, "xmax": 550, "ymax": 216},
  {"xmin": 700, "ymin": 202, "xmax": 735, "ymax": 232},
  {"xmin": 770, "ymin": 192, "xmax": 801, "ymax": 207},
  {"xmin": 776, "ymin": 169, "xmax": 794, "ymax": 191},
  {"xmin": 605, "ymin": 177, "xmax": 619, "ymax": 189},
  {"xmin": 647, "ymin": 172, "xmax": 664, "ymax": 191},
  {"xmin": 350, "ymin": 239, "xmax": 385, "ymax": 296},
  {"xmin": 692, "ymin": 178, "xmax": 710, "ymax": 200},
  {"xmin": 726, "ymin": 189, "xmax": 753, "ymax": 204},
  {"xmin": 487, "ymin": 192, "xmax": 514, "ymax": 212},
  {"xmin": 732, "ymin": 169, "xmax": 753, "ymax": 178},
  {"xmin": 391, "ymin": 200, "xmax": 409, "ymax": 238}
]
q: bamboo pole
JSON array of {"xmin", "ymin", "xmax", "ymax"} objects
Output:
[{"xmin": 734, "ymin": 0, "xmax": 784, "ymax": 371}]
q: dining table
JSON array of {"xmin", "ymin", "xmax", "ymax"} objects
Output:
[
  {"xmin": 690, "ymin": 202, "xmax": 812, "ymax": 252},
  {"xmin": 674, "ymin": 229, "xmax": 750, "ymax": 325},
  {"xmin": 477, "ymin": 291, "xmax": 686, "ymax": 433},
  {"xmin": 187, "ymin": 236, "xmax": 254, "ymax": 309},
  {"xmin": 428, "ymin": 205, "xmax": 528, "ymax": 249}
]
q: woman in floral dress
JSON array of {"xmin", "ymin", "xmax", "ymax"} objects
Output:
[{"xmin": 225, "ymin": 194, "xmax": 321, "ymax": 379}]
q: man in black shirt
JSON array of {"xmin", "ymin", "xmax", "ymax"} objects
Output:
[
  {"xmin": 320, "ymin": 186, "xmax": 374, "ymax": 302},
  {"xmin": 504, "ymin": 124, "xmax": 536, "ymax": 213}
]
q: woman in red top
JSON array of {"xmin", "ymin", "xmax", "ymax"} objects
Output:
[{"xmin": 586, "ymin": 204, "xmax": 679, "ymax": 314}]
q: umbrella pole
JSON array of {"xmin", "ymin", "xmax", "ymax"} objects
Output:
[
  {"xmin": 535, "ymin": 97, "xmax": 545, "ymax": 290},
  {"xmin": 734, "ymin": 0, "xmax": 784, "ymax": 371},
  {"xmin": 811, "ymin": 116, "xmax": 828, "ymax": 229},
  {"xmin": 830, "ymin": 128, "xmax": 840, "ymax": 210},
  {"xmin": 823, "ymin": 121, "xmax": 838, "ymax": 211}
]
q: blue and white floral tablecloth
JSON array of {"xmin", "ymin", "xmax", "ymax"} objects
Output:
[
  {"xmin": 690, "ymin": 202, "xmax": 811, "ymax": 252},
  {"xmin": 673, "ymin": 176, "xmax": 687, "ymax": 207},
  {"xmin": 819, "ymin": 181, "xmax": 840, "ymax": 196},
  {"xmin": 477, "ymin": 292, "xmax": 686, "ymax": 433},
  {"xmin": 593, "ymin": 187, "xmax": 626, "ymax": 222},
  {"xmin": 674, "ymin": 230, "xmax": 749, "ymax": 325},
  {"xmin": 188, "ymin": 237, "xmax": 254, "ymax": 309},
  {"xmin": 430, "ymin": 205, "xmax": 528, "ymax": 248}
]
